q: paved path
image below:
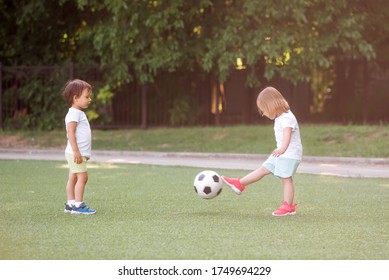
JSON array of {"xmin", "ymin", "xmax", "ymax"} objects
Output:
[{"xmin": 0, "ymin": 148, "xmax": 388, "ymax": 178}]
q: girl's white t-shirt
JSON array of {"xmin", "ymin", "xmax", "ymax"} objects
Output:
[
  {"xmin": 274, "ymin": 110, "xmax": 303, "ymax": 160},
  {"xmin": 65, "ymin": 108, "xmax": 92, "ymax": 157}
]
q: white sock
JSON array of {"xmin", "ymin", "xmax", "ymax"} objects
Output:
[
  {"xmin": 67, "ymin": 200, "xmax": 75, "ymax": 206},
  {"xmin": 75, "ymin": 201, "xmax": 83, "ymax": 207}
]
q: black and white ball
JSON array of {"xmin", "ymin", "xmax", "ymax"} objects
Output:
[{"xmin": 193, "ymin": 170, "xmax": 223, "ymax": 199}]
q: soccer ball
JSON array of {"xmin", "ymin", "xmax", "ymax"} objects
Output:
[{"xmin": 193, "ymin": 170, "xmax": 223, "ymax": 199}]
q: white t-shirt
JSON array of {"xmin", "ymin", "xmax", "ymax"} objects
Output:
[
  {"xmin": 274, "ymin": 110, "xmax": 303, "ymax": 160},
  {"xmin": 65, "ymin": 108, "xmax": 92, "ymax": 157}
]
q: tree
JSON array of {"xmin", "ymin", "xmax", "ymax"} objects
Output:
[
  {"xmin": 72, "ymin": 0, "xmax": 206, "ymax": 86},
  {"xmin": 1, "ymin": 0, "xmax": 376, "ymax": 85},
  {"xmin": 200, "ymin": 0, "xmax": 375, "ymax": 84},
  {"xmin": 0, "ymin": 0, "xmax": 82, "ymax": 64},
  {"xmin": 325, "ymin": 0, "xmax": 389, "ymax": 122},
  {"xmin": 1, "ymin": 0, "xmax": 385, "ymax": 127}
]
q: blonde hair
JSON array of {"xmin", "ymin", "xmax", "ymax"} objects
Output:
[{"xmin": 256, "ymin": 87, "xmax": 290, "ymax": 118}]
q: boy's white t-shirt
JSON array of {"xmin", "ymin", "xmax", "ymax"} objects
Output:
[
  {"xmin": 274, "ymin": 110, "xmax": 303, "ymax": 160},
  {"xmin": 65, "ymin": 108, "xmax": 92, "ymax": 157}
]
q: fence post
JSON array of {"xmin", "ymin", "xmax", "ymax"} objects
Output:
[
  {"xmin": 141, "ymin": 84, "xmax": 147, "ymax": 129},
  {"xmin": 0, "ymin": 62, "xmax": 2, "ymax": 129}
]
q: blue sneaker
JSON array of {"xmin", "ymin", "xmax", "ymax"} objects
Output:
[
  {"xmin": 64, "ymin": 203, "xmax": 73, "ymax": 213},
  {"xmin": 71, "ymin": 202, "xmax": 96, "ymax": 215}
]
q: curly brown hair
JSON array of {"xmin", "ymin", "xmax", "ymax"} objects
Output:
[{"xmin": 62, "ymin": 79, "xmax": 92, "ymax": 106}]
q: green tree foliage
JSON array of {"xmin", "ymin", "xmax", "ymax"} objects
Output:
[
  {"xmin": 71, "ymin": 0, "xmax": 376, "ymax": 87},
  {"xmin": 1, "ymin": 0, "xmax": 377, "ymax": 84},
  {"xmin": 0, "ymin": 0, "xmax": 82, "ymax": 64},
  {"xmin": 355, "ymin": 0, "xmax": 389, "ymax": 67},
  {"xmin": 323, "ymin": 0, "xmax": 389, "ymax": 122},
  {"xmin": 201, "ymin": 0, "xmax": 375, "ymax": 85},
  {"xmin": 72, "ymin": 0, "xmax": 212, "ymax": 85},
  {"xmin": 1, "ymin": 0, "xmax": 387, "ymax": 127}
]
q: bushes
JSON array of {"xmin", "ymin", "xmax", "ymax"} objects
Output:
[
  {"xmin": 1, "ymin": 65, "xmax": 113, "ymax": 130},
  {"xmin": 2, "ymin": 69, "xmax": 67, "ymax": 130}
]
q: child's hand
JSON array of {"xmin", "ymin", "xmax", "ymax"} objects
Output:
[
  {"xmin": 272, "ymin": 148, "xmax": 285, "ymax": 157},
  {"xmin": 73, "ymin": 151, "xmax": 83, "ymax": 164}
]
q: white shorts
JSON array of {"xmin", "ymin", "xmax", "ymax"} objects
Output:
[
  {"xmin": 65, "ymin": 153, "xmax": 88, "ymax": 173},
  {"xmin": 262, "ymin": 156, "xmax": 301, "ymax": 178}
]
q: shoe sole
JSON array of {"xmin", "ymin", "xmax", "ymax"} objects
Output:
[
  {"xmin": 71, "ymin": 211, "xmax": 96, "ymax": 215},
  {"xmin": 221, "ymin": 177, "xmax": 242, "ymax": 195},
  {"xmin": 64, "ymin": 210, "xmax": 72, "ymax": 213},
  {"xmin": 272, "ymin": 211, "xmax": 296, "ymax": 217}
]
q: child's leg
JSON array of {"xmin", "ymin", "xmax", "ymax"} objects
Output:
[
  {"xmin": 240, "ymin": 166, "xmax": 271, "ymax": 186},
  {"xmin": 66, "ymin": 172, "xmax": 77, "ymax": 200},
  {"xmin": 222, "ymin": 166, "xmax": 271, "ymax": 195},
  {"xmin": 74, "ymin": 171, "xmax": 88, "ymax": 203},
  {"xmin": 71, "ymin": 171, "xmax": 96, "ymax": 215},
  {"xmin": 272, "ymin": 177, "xmax": 296, "ymax": 216},
  {"xmin": 282, "ymin": 177, "xmax": 294, "ymax": 206}
]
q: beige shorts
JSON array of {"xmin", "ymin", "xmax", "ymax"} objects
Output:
[{"xmin": 65, "ymin": 153, "xmax": 88, "ymax": 173}]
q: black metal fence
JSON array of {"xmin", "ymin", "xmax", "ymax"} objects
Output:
[{"xmin": 0, "ymin": 63, "xmax": 318, "ymax": 129}]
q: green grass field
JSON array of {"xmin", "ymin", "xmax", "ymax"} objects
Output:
[
  {"xmin": 1, "ymin": 160, "xmax": 388, "ymax": 260},
  {"xmin": 1, "ymin": 124, "xmax": 389, "ymax": 157}
]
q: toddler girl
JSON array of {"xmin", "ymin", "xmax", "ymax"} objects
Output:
[{"xmin": 222, "ymin": 86, "xmax": 303, "ymax": 216}]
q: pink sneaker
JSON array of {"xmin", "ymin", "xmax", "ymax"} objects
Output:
[
  {"xmin": 221, "ymin": 176, "xmax": 246, "ymax": 195},
  {"xmin": 272, "ymin": 201, "xmax": 297, "ymax": 216}
]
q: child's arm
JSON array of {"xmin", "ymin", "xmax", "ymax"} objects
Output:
[
  {"xmin": 272, "ymin": 127, "xmax": 292, "ymax": 157},
  {"xmin": 66, "ymin": 122, "xmax": 83, "ymax": 164}
]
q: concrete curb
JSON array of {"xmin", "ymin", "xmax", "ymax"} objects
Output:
[{"xmin": 1, "ymin": 147, "xmax": 389, "ymax": 166}]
